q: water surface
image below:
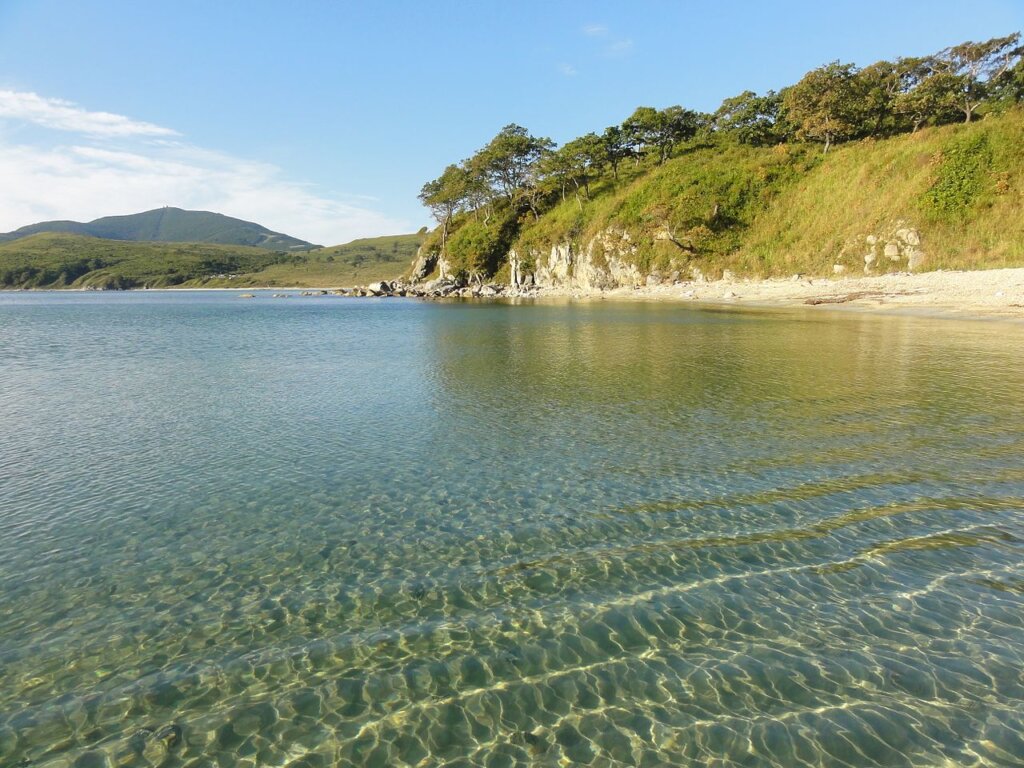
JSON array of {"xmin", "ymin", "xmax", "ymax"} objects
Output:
[{"xmin": 1, "ymin": 292, "xmax": 1023, "ymax": 767}]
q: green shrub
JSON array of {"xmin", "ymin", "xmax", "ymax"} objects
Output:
[{"xmin": 921, "ymin": 132, "xmax": 993, "ymax": 221}]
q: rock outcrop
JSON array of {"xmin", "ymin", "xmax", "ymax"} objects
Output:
[
  {"xmin": 858, "ymin": 222, "xmax": 925, "ymax": 273},
  {"xmin": 525, "ymin": 229, "xmax": 646, "ymax": 291},
  {"xmin": 409, "ymin": 244, "xmax": 439, "ymax": 282}
]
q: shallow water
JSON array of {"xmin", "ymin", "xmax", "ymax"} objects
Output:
[{"xmin": 1, "ymin": 291, "xmax": 1023, "ymax": 767}]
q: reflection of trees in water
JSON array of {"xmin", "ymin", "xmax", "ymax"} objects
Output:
[{"xmin": 426, "ymin": 302, "xmax": 1024, "ymax": 419}]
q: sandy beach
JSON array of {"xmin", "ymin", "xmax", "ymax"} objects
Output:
[{"xmin": 530, "ymin": 268, "xmax": 1024, "ymax": 320}]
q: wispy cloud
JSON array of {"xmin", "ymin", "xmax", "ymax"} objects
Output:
[
  {"xmin": 0, "ymin": 90, "xmax": 408, "ymax": 244},
  {"xmin": 580, "ymin": 23, "xmax": 633, "ymax": 59},
  {"xmin": 605, "ymin": 38, "xmax": 634, "ymax": 57},
  {"xmin": 0, "ymin": 90, "xmax": 178, "ymax": 138},
  {"xmin": 558, "ymin": 62, "xmax": 578, "ymax": 77}
]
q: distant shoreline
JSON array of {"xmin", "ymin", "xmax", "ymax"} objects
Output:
[{"xmin": 5, "ymin": 268, "xmax": 1024, "ymax": 322}]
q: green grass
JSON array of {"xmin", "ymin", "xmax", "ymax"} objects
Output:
[
  {"xmin": 740, "ymin": 112, "xmax": 1024, "ymax": 274},
  {"xmin": 207, "ymin": 233, "xmax": 425, "ymax": 287}
]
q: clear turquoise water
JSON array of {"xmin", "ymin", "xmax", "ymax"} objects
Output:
[{"xmin": 1, "ymin": 291, "xmax": 1023, "ymax": 768}]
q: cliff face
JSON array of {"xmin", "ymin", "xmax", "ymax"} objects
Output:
[{"xmin": 513, "ymin": 229, "xmax": 645, "ymax": 290}]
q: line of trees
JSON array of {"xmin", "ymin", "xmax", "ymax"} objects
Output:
[{"xmin": 420, "ymin": 33, "xmax": 1022, "ymax": 253}]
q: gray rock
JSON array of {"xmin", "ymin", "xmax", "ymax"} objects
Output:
[
  {"xmin": 409, "ymin": 245, "xmax": 439, "ymax": 282},
  {"xmin": 884, "ymin": 242, "xmax": 900, "ymax": 260},
  {"xmin": 833, "ymin": 264, "xmax": 847, "ymax": 275},
  {"xmin": 896, "ymin": 228, "xmax": 921, "ymax": 246}
]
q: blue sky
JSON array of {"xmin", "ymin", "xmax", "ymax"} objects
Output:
[{"xmin": 0, "ymin": 0, "xmax": 1021, "ymax": 244}]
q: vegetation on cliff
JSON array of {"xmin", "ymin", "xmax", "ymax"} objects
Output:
[{"xmin": 417, "ymin": 33, "xmax": 1024, "ymax": 282}]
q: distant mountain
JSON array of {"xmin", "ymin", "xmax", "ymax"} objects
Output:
[{"xmin": 0, "ymin": 207, "xmax": 319, "ymax": 251}]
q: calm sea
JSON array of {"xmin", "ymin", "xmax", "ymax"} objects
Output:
[{"xmin": 1, "ymin": 291, "xmax": 1023, "ymax": 767}]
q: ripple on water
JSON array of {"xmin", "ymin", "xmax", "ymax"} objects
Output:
[{"xmin": 0, "ymin": 293, "xmax": 1022, "ymax": 767}]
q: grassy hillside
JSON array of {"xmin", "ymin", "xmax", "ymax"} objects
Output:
[
  {"xmin": 495, "ymin": 108, "xmax": 1024, "ymax": 280},
  {"xmin": 204, "ymin": 232, "xmax": 426, "ymax": 287},
  {"xmin": 0, "ymin": 207, "xmax": 317, "ymax": 251},
  {"xmin": 0, "ymin": 231, "xmax": 424, "ymax": 289},
  {"xmin": 738, "ymin": 114, "xmax": 1024, "ymax": 275},
  {"xmin": 0, "ymin": 233, "xmax": 284, "ymax": 289}
]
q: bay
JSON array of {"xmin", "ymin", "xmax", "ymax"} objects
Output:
[{"xmin": 1, "ymin": 291, "xmax": 1023, "ymax": 767}]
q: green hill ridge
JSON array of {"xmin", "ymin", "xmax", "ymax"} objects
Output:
[{"xmin": 0, "ymin": 207, "xmax": 318, "ymax": 252}]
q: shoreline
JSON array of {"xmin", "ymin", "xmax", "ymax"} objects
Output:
[
  {"xmin": 533, "ymin": 267, "xmax": 1024, "ymax": 322},
  {"xmin": 5, "ymin": 267, "xmax": 1024, "ymax": 321}
]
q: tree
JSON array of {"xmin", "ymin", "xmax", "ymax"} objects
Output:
[
  {"xmin": 537, "ymin": 147, "xmax": 574, "ymax": 203},
  {"xmin": 622, "ymin": 106, "xmax": 659, "ymax": 163},
  {"xmin": 855, "ymin": 59, "xmax": 909, "ymax": 136},
  {"xmin": 541, "ymin": 133, "xmax": 604, "ymax": 209},
  {"xmin": 622, "ymin": 105, "xmax": 700, "ymax": 164},
  {"xmin": 782, "ymin": 61, "xmax": 865, "ymax": 153},
  {"xmin": 475, "ymin": 124, "xmax": 554, "ymax": 202},
  {"xmin": 600, "ymin": 125, "xmax": 632, "ymax": 180},
  {"xmin": 418, "ymin": 163, "xmax": 470, "ymax": 250},
  {"xmin": 991, "ymin": 56, "xmax": 1024, "ymax": 107},
  {"xmin": 712, "ymin": 90, "xmax": 782, "ymax": 145},
  {"xmin": 934, "ymin": 33, "xmax": 1022, "ymax": 122},
  {"xmin": 894, "ymin": 65, "xmax": 962, "ymax": 132}
]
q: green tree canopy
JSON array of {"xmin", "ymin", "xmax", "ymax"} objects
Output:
[
  {"xmin": 934, "ymin": 33, "xmax": 1022, "ymax": 121},
  {"xmin": 418, "ymin": 163, "xmax": 472, "ymax": 248},
  {"xmin": 623, "ymin": 106, "xmax": 701, "ymax": 164},
  {"xmin": 600, "ymin": 125, "xmax": 632, "ymax": 180},
  {"xmin": 475, "ymin": 124, "xmax": 554, "ymax": 202},
  {"xmin": 712, "ymin": 90, "xmax": 783, "ymax": 145},
  {"xmin": 782, "ymin": 61, "xmax": 865, "ymax": 153}
]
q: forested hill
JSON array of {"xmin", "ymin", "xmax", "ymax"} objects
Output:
[
  {"xmin": 0, "ymin": 207, "xmax": 318, "ymax": 252},
  {"xmin": 414, "ymin": 33, "xmax": 1024, "ymax": 285},
  {"xmin": 0, "ymin": 232, "xmax": 424, "ymax": 289}
]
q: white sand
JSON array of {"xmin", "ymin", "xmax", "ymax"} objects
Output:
[{"xmin": 531, "ymin": 268, "xmax": 1024, "ymax": 321}]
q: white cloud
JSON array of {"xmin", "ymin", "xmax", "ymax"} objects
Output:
[
  {"xmin": 606, "ymin": 39, "xmax": 634, "ymax": 57},
  {"xmin": 580, "ymin": 24, "xmax": 633, "ymax": 58},
  {"xmin": 0, "ymin": 90, "xmax": 409, "ymax": 245},
  {"xmin": 558, "ymin": 63, "xmax": 578, "ymax": 77},
  {"xmin": 0, "ymin": 90, "xmax": 178, "ymax": 138}
]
